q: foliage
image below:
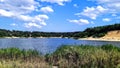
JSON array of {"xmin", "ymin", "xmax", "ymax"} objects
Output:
[
  {"xmin": 0, "ymin": 23, "xmax": 120, "ymax": 38},
  {"xmin": 0, "ymin": 48, "xmax": 40, "ymax": 60},
  {"xmin": 46, "ymin": 44, "xmax": 120, "ymax": 68},
  {"xmin": 0, "ymin": 60, "xmax": 49, "ymax": 68},
  {"xmin": 0, "ymin": 44, "xmax": 120, "ymax": 68},
  {"xmin": 0, "ymin": 47, "xmax": 49, "ymax": 68}
]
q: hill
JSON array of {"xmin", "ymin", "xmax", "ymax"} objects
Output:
[
  {"xmin": 80, "ymin": 30, "xmax": 120, "ymax": 41},
  {"xmin": 102, "ymin": 30, "xmax": 120, "ymax": 40},
  {"xmin": 0, "ymin": 23, "xmax": 120, "ymax": 39}
]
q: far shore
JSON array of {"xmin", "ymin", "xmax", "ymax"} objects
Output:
[
  {"xmin": 3, "ymin": 36, "xmax": 65, "ymax": 39},
  {"xmin": 2, "ymin": 36, "xmax": 120, "ymax": 42},
  {"xmin": 79, "ymin": 37, "xmax": 120, "ymax": 42}
]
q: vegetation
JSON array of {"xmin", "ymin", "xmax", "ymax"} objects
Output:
[
  {"xmin": 73, "ymin": 23, "xmax": 120, "ymax": 38},
  {"xmin": 0, "ymin": 23, "xmax": 120, "ymax": 38},
  {"xmin": 0, "ymin": 48, "xmax": 49, "ymax": 68},
  {"xmin": 46, "ymin": 44, "xmax": 120, "ymax": 68},
  {"xmin": 0, "ymin": 44, "xmax": 120, "ymax": 67}
]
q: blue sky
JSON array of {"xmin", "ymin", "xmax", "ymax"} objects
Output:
[{"xmin": 0, "ymin": 0, "xmax": 120, "ymax": 32}]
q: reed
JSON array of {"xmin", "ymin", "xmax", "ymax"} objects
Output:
[
  {"xmin": 0, "ymin": 48, "xmax": 49, "ymax": 68},
  {"xmin": 46, "ymin": 44, "xmax": 120, "ymax": 68},
  {"xmin": 0, "ymin": 44, "xmax": 120, "ymax": 68}
]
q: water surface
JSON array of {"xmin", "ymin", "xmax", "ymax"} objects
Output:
[{"xmin": 0, "ymin": 38, "xmax": 120, "ymax": 54}]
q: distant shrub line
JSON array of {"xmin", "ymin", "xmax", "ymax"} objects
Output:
[{"xmin": 0, "ymin": 23, "xmax": 120, "ymax": 38}]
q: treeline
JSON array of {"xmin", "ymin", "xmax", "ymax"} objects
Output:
[
  {"xmin": 0, "ymin": 29, "xmax": 75, "ymax": 38},
  {"xmin": 0, "ymin": 29, "xmax": 80, "ymax": 38},
  {"xmin": 72, "ymin": 23, "xmax": 120, "ymax": 38},
  {"xmin": 0, "ymin": 23, "xmax": 120, "ymax": 38}
]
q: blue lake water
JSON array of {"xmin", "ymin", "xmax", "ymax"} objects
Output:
[{"xmin": 0, "ymin": 38, "xmax": 120, "ymax": 54}]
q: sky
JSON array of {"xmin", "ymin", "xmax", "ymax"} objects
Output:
[{"xmin": 0, "ymin": 0, "xmax": 120, "ymax": 32}]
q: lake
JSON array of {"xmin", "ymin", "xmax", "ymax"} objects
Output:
[{"xmin": 0, "ymin": 38, "xmax": 120, "ymax": 54}]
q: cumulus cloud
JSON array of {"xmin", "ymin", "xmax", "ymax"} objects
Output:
[
  {"xmin": 0, "ymin": 9, "xmax": 14, "ymax": 17},
  {"xmin": 40, "ymin": 6, "xmax": 54, "ymax": 13},
  {"xmin": 40, "ymin": 0, "xmax": 71, "ymax": 6},
  {"xmin": 76, "ymin": 6, "xmax": 107, "ymax": 20},
  {"xmin": 68, "ymin": 19, "xmax": 90, "ymax": 25},
  {"xmin": 90, "ymin": 0, "xmax": 120, "ymax": 16},
  {"xmin": 17, "ymin": 14, "xmax": 48, "ymax": 29},
  {"xmin": 0, "ymin": 0, "xmax": 38, "ymax": 14},
  {"xmin": 10, "ymin": 23, "xmax": 17, "ymax": 26},
  {"xmin": 73, "ymin": 0, "xmax": 120, "ymax": 23},
  {"xmin": 24, "ymin": 22, "xmax": 42, "ymax": 29},
  {"xmin": 0, "ymin": 0, "xmax": 49, "ymax": 29},
  {"xmin": 102, "ymin": 18, "xmax": 111, "ymax": 22},
  {"xmin": 70, "ymin": 0, "xmax": 120, "ymax": 25}
]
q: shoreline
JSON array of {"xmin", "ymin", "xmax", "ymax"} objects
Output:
[
  {"xmin": 79, "ymin": 37, "xmax": 120, "ymax": 42},
  {"xmin": 2, "ymin": 37, "xmax": 64, "ymax": 39},
  {"xmin": 1, "ymin": 37, "xmax": 120, "ymax": 42}
]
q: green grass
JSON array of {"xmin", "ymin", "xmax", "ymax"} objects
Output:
[
  {"xmin": 0, "ymin": 48, "xmax": 40, "ymax": 60},
  {"xmin": 46, "ymin": 44, "xmax": 120, "ymax": 68},
  {"xmin": 0, "ymin": 48, "xmax": 49, "ymax": 68},
  {"xmin": 0, "ymin": 44, "xmax": 120, "ymax": 68}
]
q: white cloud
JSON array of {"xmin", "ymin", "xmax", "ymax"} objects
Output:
[
  {"xmin": 0, "ymin": 0, "xmax": 49, "ymax": 29},
  {"xmin": 40, "ymin": 0, "xmax": 71, "ymax": 6},
  {"xmin": 73, "ymin": 4, "xmax": 78, "ymax": 8},
  {"xmin": 18, "ymin": 15, "xmax": 32, "ymax": 21},
  {"xmin": 0, "ymin": 9, "xmax": 14, "ymax": 17},
  {"xmin": 68, "ymin": 19, "xmax": 90, "ymax": 25},
  {"xmin": 0, "ymin": 0, "xmax": 38, "ymax": 14},
  {"xmin": 86, "ymin": 0, "xmax": 120, "ymax": 21},
  {"xmin": 102, "ymin": 18, "xmax": 111, "ymax": 22},
  {"xmin": 76, "ymin": 6, "xmax": 107, "ymax": 20},
  {"xmin": 40, "ymin": 6, "xmax": 54, "ymax": 13},
  {"xmin": 18, "ymin": 14, "xmax": 48, "ymax": 28},
  {"xmin": 94, "ymin": 0, "xmax": 120, "ymax": 15},
  {"xmin": 72, "ymin": 0, "xmax": 120, "ymax": 25},
  {"xmin": 10, "ymin": 23, "xmax": 17, "ymax": 26},
  {"xmin": 24, "ymin": 22, "xmax": 42, "ymax": 29},
  {"xmin": 0, "ymin": 0, "xmax": 4, "ymax": 2},
  {"xmin": 97, "ymin": 0, "xmax": 120, "ymax": 4}
]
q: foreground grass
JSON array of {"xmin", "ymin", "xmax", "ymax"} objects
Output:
[
  {"xmin": 0, "ymin": 60, "xmax": 49, "ymax": 68},
  {"xmin": 0, "ymin": 48, "xmax": 49, "ymax": 68},
  {"xmin": 46, "ymin": 44, "xmax": 120, "ymax": 68},
  {"xmin": 0, "ymin": 44, "xmax": 120, "ymax": 68}
]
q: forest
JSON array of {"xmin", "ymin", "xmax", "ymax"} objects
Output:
[{"xmin": 0, "ymin": 23, "xmax": 120, "ymax": 38}]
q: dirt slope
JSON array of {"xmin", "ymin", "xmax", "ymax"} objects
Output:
[{"xmin": 102, "ymin": 30, "xmax": 120, "ymax": 40}]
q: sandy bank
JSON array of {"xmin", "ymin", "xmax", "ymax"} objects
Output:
[
  {"xmin": 79, "ymin": 30, "xmax": 120, "ymax": 42},
  {"xmin": 79, "ymin": 37, "xmax": 120, "ymax": 42}
]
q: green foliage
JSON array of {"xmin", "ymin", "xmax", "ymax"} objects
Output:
[
  {"xmin": 46, "ymin": 44, "xmax": 120, "ymax": 68},
  {"xmin": 0, "ymin": 23, "xmax": 120, "ymax": 38},
  {"xmin": 0, "ymin": 45, "xmax": 120, "ymax": 68},
  {"xmin": 83, "ymin": 23, "xmax": 120, "ymax": 38},
  {"xmin": 0, "ymin": 48, "xmax": 49, "ymax": 68},
  {"xmin": 101, "ymin": 44, "xmax": 120, "ymax": 52},
  {"xmin": 0, "ymin": 48, "xmax": 39, "ymax": 60}
]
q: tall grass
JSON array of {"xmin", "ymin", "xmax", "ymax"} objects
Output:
[
  {"xmin": 0, "ymin": 44, "xmax": 120, "ymax": 68},
  {"xmin": 46, "ymin": 44, "xmax": 120, "ymax": 68},
  {"xmin": 0, "ymin": 48, "xmax": 39, "ymax": 60},
  {"xmin": 0, "ymin": 48, "xmax": 49, "ymax": 68}
]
